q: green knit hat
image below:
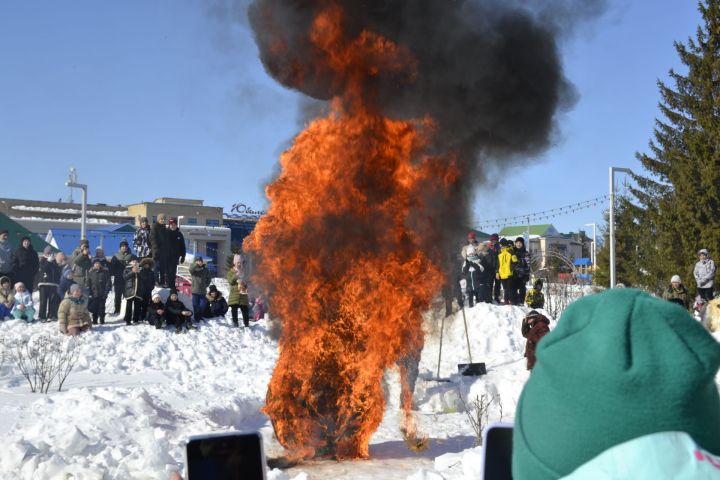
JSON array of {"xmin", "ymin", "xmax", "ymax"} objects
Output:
[{"xmin": 512, "ymin": 288, "xmax": 720, "ymax": 479}]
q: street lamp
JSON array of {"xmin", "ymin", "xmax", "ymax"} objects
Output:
[
  {"xmin": 65, "ymin": 169, "xmax": 88, "ymax": 240},
  {"xmin": 584, "ymin": 223, "xmax": 597, "ymax": 271},
  {"xmin": 609, "ymin": 167, "xmax": 633, "ymax": 288}
]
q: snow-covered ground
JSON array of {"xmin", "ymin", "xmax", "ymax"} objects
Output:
[{"xmin": 0, "ymin": 283, "xmax": 716, "ymax": 479}]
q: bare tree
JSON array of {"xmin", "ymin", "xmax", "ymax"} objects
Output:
[
  {"xmin": 7, "ymin": 334, "xmax": 81, "ymax": 393},
  {"xmin": 459, "ymin": 393, "xmax": 503, "ymax": 446}
]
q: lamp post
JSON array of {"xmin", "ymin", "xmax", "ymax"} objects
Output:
[
  {"xmin": 609, "ymin": 167, "xmax": 633, "ymax": 288},
  {"xmin": 65, "ymin": 170, "xmax": 88, "ymax": 240},
  {"xmin": 584, "ymin": 222, "xmax": 597, "ymax": 270}
]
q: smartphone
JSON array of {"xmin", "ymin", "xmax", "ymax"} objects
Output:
[
  {"xmin": 481, "ymin": 422, "xmax": 514, "ymax": 480},
  {"xmin": 185, "ymin": 431, "xmax": 267, "ymax": 480}
]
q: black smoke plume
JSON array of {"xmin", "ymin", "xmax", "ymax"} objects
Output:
[{"xmin": 245, "ymin": 0, "xmax": 605, "ymax": 282}]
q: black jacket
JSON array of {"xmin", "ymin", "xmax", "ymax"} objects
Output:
[
  {"xmin": 146, "ymin": 300, "xmax": 165, "ymax": 325},
  {"xmin": 205, "ymin": 294, "xmax": 229, "ymax": 317},
  {"xmin": 165, "ymin": 298, "xmax": 189, "ymax": 324},
  {"xmin": 150, "ymin": 223, "xmax": 169, "ymax": 259},
  {"xmin": 110, "ymin": 251, "xmax": 134, "ymax": 280},
  {"xmin": 12, "ymin": 244, "xmax": 39, "ymax": 287},
  {"xmin": 123, "ymin": 267, "xmax": 142, "ymax": 299},
  {"xmin": 38, "ymin": 256, "xmax": 62, "ymax": 287},
  {"xmin": 139, "ymin": 258, "xmax": 155, "ymax": 298},
  {"xmin": 166, "ymin": 228, "xmax": 186, "ymax": 264},
  {"xmin": 88, "ymin": 267, "xmax": 111, "ymax": 298}
]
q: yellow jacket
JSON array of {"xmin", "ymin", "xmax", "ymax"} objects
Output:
[{"xmin": 497, "ymin": 247, "xmax": 517, "ymax": 279}]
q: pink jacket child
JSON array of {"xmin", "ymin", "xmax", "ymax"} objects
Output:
[{"xmin": 252, "ymin": 296, "xmax": 267, "ymax": 321}]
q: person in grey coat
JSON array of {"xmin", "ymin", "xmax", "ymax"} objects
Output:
[
  {"xmin": 0, "ymin": 229, "xmax": 13, "ymax": 281},
  {"xmin": 189, "ymin": 256, "xmax": 212, "ymax": 321},
  {"xmin": 694, "ymin": 248, "xmax": 716, "ymax": 302}
]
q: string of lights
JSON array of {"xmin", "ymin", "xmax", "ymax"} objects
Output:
[{"xmin": 473, "ymin": 194, "xmax": 610, "ymax": 232}]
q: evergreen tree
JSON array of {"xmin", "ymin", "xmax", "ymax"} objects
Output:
[{"xmin": 622, "ymin": 1, "xmax": 720, "ymax": 293}]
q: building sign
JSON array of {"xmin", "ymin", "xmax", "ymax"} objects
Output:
[{"xmin": 226, "ymin": 203, "xmax": 266, "ymax": 219}]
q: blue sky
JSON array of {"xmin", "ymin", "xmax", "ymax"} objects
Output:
[{"xmin": 0, "ymin": 1, "xmax": 702, "ymax": 236}]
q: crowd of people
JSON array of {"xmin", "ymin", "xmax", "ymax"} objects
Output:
[
  {"xmin": 458, "ymin": 232, "xmax": 540, "ymax": 308},
  {"xmin": 458, "ymin": 231, "xmax": 717, "ymax": 315},
  {"xmin": 0, "ymin": 217, "xmax": 267, "ymax": 336}
]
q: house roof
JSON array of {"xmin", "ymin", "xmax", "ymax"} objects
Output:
[
  {"xmin": 0, "ymin": 212, "xmax": 54, "ymax": 252},
  {"xmin": 499, "ymin": 224, "xmax": 557, "ymax": 237}
]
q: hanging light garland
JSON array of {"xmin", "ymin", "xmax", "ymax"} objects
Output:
[{"xmin": 473, "ymin": 194, "xmax": 610, "ymax": 231}]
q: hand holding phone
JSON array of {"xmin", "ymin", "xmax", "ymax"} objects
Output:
[{"xmin": 186, "ymin": 431, "xmax": 266, "ymax": 480}]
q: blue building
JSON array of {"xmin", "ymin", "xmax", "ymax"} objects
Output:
[{"xmin": 47, "ymin": 224, "xmax": 137, "ymax": 256}]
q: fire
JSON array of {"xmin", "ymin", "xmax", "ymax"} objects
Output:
[{"xmin": 244, "ymin": 4, "xmax": 459, "ymax": 460}]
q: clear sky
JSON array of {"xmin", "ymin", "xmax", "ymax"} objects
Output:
[{"xmin": 0, "ymin": 1, "xmax": 702, "ymax": 237}]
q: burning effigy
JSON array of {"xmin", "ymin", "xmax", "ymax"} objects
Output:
[{"xmin": 243, "ymin": 0, "xmax": 589, "ymax": 461}]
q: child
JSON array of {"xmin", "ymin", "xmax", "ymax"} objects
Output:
[
  {"xmin": 521, "ymin": 310, "xmax": 550, "ymax": 370},
  {"xmin": 146, "ymin": 293, "xmax": 166, "ymax": 329},
  {"xmin": 11, "ymin": 282, "xmax": 35, "ymax": 322},
  {"xmin": 87, "ymin": 258, "xmax": 111, "ymax": 325},
  {"xmin": 252, "ymin": 294, "xmax": 267, "ymax": 322},
  {"xmin": 165, "ymin": 291, "xmax": 193, "ymax": 333},
  {"xmin": 525, "ymin": 279, "xmax": 545, "ymax": 309},
  {"xmin": 0, "ymin": 276, "xmax": 14, "ymax": 319},
  {"xmin": 204, "ymin": 285, "xmax": 229, "ymax": 318}
]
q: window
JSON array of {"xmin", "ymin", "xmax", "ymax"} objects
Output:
[
  {"xmin": 206, "ymin": 219, "xmax": 220, "ymax": 227},
  {"xmin": 186, "ymin": 218, "xmax": 198, "ymax": 225}
]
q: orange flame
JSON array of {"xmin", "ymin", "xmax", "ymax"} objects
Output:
[{"xmin": 245, "ymin": 4, "xmax": 459, "ymax": 460}]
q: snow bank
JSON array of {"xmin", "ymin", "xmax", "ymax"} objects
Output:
[
  {"xmin": 10, "ymin": 284, "xmax": 712, "ymax": 479},
  {"xmin": 0, "ymin": 292, "xmax": 278, "ymax": 479}
]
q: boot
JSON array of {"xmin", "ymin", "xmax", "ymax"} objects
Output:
[
  {"xmin": 233, "ymin": 320, "xmax": 239, "ymax": 327},
  {"xmin": 100, "ymin": 316, "xmax": 105, "ymax": 325}
]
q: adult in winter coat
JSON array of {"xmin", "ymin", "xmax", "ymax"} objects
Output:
[
  {"xmin": 145, "ymin": 293, "xmax": 165, "ymax": 329},
  {"xmin": 496, "ymin": 239, "xmax": 518, "ymax": 304},
  {"xmin": 11, "ymin": 282, "xmax": 34, "ymax": 322},
  {"xmin": 0, "ymin": 276, "xmax": 14, "ymax": 319},
  {"xmin": 227, "ymin": 259, "xmax": 249, "ymax": 327},
  {"xmin": 150, "ymin": 214, "xmax": 169, "ymax": 285},
  {"xmin": 525, "ymin": 279, "xmax": 545, "ymax": 309},
  {"xmin": 662, "ymin": 274, "xmax": 691, "ymax": 310},
  {"xmin": 87, "ymin": 258, "xmax": 111, "ymax": 324},
  {"xmin": 204, "ymin": 285, "xmax": 229, "ymax": 318},
  {"xmin": 11, "ymin": 237, "xmax": 39, "ymax": 294},
  {"xmin": 512, "ymin": 237, "xmax": 531, "ymax": 306},
  {"xmin": 165, "ymin": 217, "xmax": 185, "ymax": 290},
  {"xmin": 133, "ymin": 218, "xmax": 152, "ymax": 259},
  {"xmin": 71, "ymin": 243, "xmax": 92, "ymax": 291},
  {"xmin": 109, "ymin": 241, "xmax": 134, "ymax": 314},
  {"xmin": 58, "ymin": 284, "xmax": 92, "ymax": 336},
  {"xmin": 189, "ymin": 256, "xmax": 212, "ymax": 320},
  {"xmin": 38, "ymin": 249, "xmax": 63, "ymax": 321},
  {"xmin": 123, "ymin": 260, "xmax": 143, "ymax": 325},
  {"xmin": 0, "ymin": 229, "xmax": 13, "ymax": 281},
  {"xmin": 165, "ymin": 291, "xmax": 193, "ymax": 332},
  {"xmin": 462, "ymin": 245, "xmax": 487, "ymax": 307},
  {"xmin": 693, "ymin": 248, "xmax": 716, "ymax": 302},
  {"xmin": 138, "ymin": 258, "xmax": 156, "ymax": 320},
  {"xmin": 488, "ymin": 233, "xmax": 502, "ymax": 303},
  {"xmin": 521, "ymin": 310, "xmax": 550, "ymax": 370}
]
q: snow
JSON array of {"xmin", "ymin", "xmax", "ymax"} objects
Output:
[
  {"xmin": 12, "ymin": 206, "xmax": 129, "ymax": 217},
  {"xmin": 0, "ymin": 283, "xmax": 716, "ymax": 479},
  {"xmin": 12, "ymin": 216, "xmax": 115, "ymax": 225}
]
